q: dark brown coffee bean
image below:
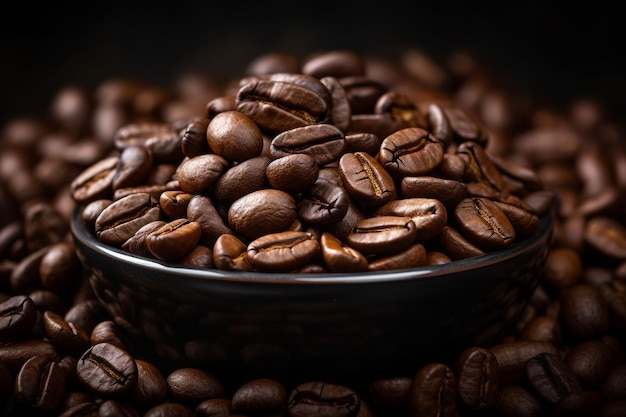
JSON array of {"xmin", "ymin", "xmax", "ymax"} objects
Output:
[
  {"xmin": 0, "ymin": 295, "xmax": 37, "ymax": 342},
  {"xmin": 212, "ymin": 233, "xmax": 254, "ymax": 272},
  {"xmin": 213, "ymin": 155, "xmax": 271, "ymax": 206},
  {"xmin": 455, "ymin": 346, "xmax": 499, "ymax": 411},
  {"xmin": 0, "ymin": 340, "xmax": 60, "ymax": 373},
  {"xmin": 565, "ymin": 340, "xmax": 614, "ymax": 388},
  {"xmin": 14, "ymin": 354, "xmax": 66, "ymax": 412},
  {"xmin": 598, "ymin": 280, "xmax": 626, "ymax": 333},
  {"xmin": 320, "ymin": 76, "xmax": 352, "ymax": 132},
  {"xmin": 228, "ymin": 189, "xmax": 297, "ymax": 240},
  {"xmin": 266, "ymin": 153, "xmax": 318, "ymax": 194},
  {"xmin": 438, "ymin": 225, "xmax": 486, "ymax": 260},
  {"xmin": 320, "ymin": 232, "xmax": 368, "ymax": 273},
  {"xmin": 231, "ymin": 378, "xmax": 287, "ymax": 414},
  {"xmin": 368, "ymin": 243, "xmax": 427, "ymax": 271},
  {"xmin": 181, "ymin": 117, "xmax": 211, "ymax": 158},
  {"xmin": 376, "ymin": 198, "xmax": 448, "ymax": 241},
  {"xmin": 70, "ymin": 155, "xmax": 118, "ymax": 205},
  {"xmin": 95, "ymin": 192, "xmax": 162, "ymax": 247},
  {"xmin": 494, "ymin": 200, "xmax": 540, "ymax": 238},
  {"xmin": 348, "ymin": 113, "xmax": 407, "ymax": 141},
  {"xmin": 379, "ymin": 127, "xmax": 444, "ymax": 177},
  {"xmin": 270, "ymin": 123, "xmax": 345, "ymax": 167},
  {"xmin": 247, "ymin": 231, "xmax": 320, "ymax": 272},
  {"xmin": 113, "ymin": 145, "xmax": 154, "ymax": 190},
  {"xmin": 298, "ymin": 179, "xmax": 350, "ymax": 227},
  {"xmin": 584, "ymin": 216, "xmax": 626, "ymax": 260},
  {"xmin": 339, "ymin": 151, "xmax": 396, "ymax": 207},
  {"xmin": 236, "ymin": 78, "xmax": 329, "ymax": 134},
  {"xmin": 302, "ymin": 50, "xmax": 366, "ymax": 79},
  {"xmin": 23, "ymin": 202, "xmax": 69, "ymax": 253},
  {"xmin": 408, "ymin": 362, "xmax": 458, "ymax": 417},
  {"xmin": 176, "ymin": 153, "xmax": 229, "ymax": 194},
  {"xmin": 145, "ymin": 218, "xmax": 201, "ymax": 262},
  {"xmin": 90, "ymin": 320, "xmax": 125, "ymax": 348},
  {"xmin": 158, "ymin": 190, "xmax": 193, "ymax": 220},
  {"xmin": 39, "ymin": 241, "xmax": 81, "ymax": 291},
  {"xmin": 453, "ymin": 197, "xmax": 515, "ymax": 251},
  {"xmin": 288, "ymin": 381, "xmax": 360, "ymax": 417},
  {"xmin": 42, "ymin": 310, "xmax": 90, "ymax": 353},
  {"xmin": 343, "ymin": 132, "xmax": 380, "ymax": 156},
  {"xmin": 525, "ymin": 352, "xmax": 582, "ymax": 405},
  {"xmin": 375, "ymin": 90, "xmax": 424, "ymax": 128},
  {"xmin": 9, "ymin": 244, "xmax": 50, "ymax": 294},
  {"xmin": 179, "ymin": 245, "xmax": 214, "ymax": 269},
  {"xmin": 347, "ymin": 215, "xmax": 417, "ymax": 256},
  {"xmin": 400, "ymin": 176, "xmax": 468, "ymax": 208},
  {"xmin": 206, "ymin": 96, "xmax": 237, "ymax": 119},
  {"xmin": 131, "ymin": 359, "xmax": 167, "ymax": 408},
  {"xmin": 166, "ymin": 367, "xmax": 224, "ymax": 404},
  {"xmin": 98, "ymin": 399, "xmax": 141, "ymax": 417},
  {"xmin": 443, "ymin": 105, "xmax": 489, "ymax": 146},
  {"xmin": 206, "ymin": 111, "xmax": 263, "ymax": 162},
  {"xmin": 113, "ymin": 122, "xmax": 183, "ymax": 164},
  {"xmin": 559, "ymin": 284, "xmax": 609, "ymax": 342},
  {"xmin": 186, "ymin": 195, "xmax": 232, "ymax": 247},
  {"xmin": 426, "ymin": 250, "xmax": 452, "ymax": 265},
  {"xmin": 425, "ymin": 103, "xmax": 452, "ymax": 146},
  {"xmin": 121, "ymin": 220, "xmax": 167, "ymax": 258},
  {"xmin": 340, "ymin": 75, "xmax": 388, "ymax": 115},
  {"xmin": 77, "ymin": 342, "xmax": 138, "ymax": 399}
]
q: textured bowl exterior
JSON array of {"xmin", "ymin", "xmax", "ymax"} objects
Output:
[{"xmin": 71, "ymin": 206, "xmax": 553, "ymax": 383}]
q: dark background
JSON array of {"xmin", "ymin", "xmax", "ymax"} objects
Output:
[{"xmin": 1, "ymin": 2, "xmax": 625, "ymax": 127}]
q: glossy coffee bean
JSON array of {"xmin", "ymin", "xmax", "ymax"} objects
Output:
[
  {"xmin": 247, "ymin": 231, "xmax": 320, "ymax": 272},
  {"xmin": 231, "ymin": 378, "xmax": 287, "ymax": 414},
  {"xmin": 379, "ymin": 127, "xmax": 444, "ymax": 177},
  {"xmin": 206, "ymin": 111, "xmax": 263, "ymax": 162},
  {"xmin": 14, "ymin": 354, "xmax": 66, "ymax": 412},
  {"xmin": 228, "ymin": 189, "xmax": 297, "ymax": 240},
  {"xmin": 339, "ymin": 151, "xmax": 396, "ymax": 207},
  {"xmin": 0, "ymin": 295, "xmax": 37, "ymax": 342},
  {"xmin": 453, "ymin": 197, "xmax": 515, "ymax": 251},
  {"xmin": 145, "ymin": 218, "xmax": 201, "ymax": 262},
  {"xmin": 408, "ymin": 362, "xmax": 458, "ymax": 417},
  {"xmin": 455, "ymin": 346, "xmax": 499, "ymax": 411},
  {"xmin": 76, "ymin": 342, "xmax": 138, "ymax": 399},
  {"xmin": 270, "ymin": 123, "xmax": 346, "ymax": 167},
  {"xmin": 288, "ymin": 381, "xmax": 361, "ymax": 417}
]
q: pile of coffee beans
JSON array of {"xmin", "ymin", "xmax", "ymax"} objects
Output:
[
  {"xmin": 1, "ymin": 49, "xmax": 625, "ymax": 416},
  {"xmin": 69, "ymin": 50, "xmax": 553, "ymax": 273}
]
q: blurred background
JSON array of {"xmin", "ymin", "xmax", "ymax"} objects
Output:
[{"xmin": 1, "ymin": 1, "xmax": 624, "ymax": 127}]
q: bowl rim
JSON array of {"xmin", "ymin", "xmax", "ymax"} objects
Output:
[{"xmin": 70, "ymin": 204, "xmax": 554, "ymax": 285}]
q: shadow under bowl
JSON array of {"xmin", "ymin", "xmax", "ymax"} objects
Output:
[{"xmin": 71, "ymin": 205, "xmax": 554, "ymax": 385}]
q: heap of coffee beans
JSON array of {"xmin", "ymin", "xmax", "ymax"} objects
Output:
[
  {"xmin": 69, "ymin": 50, "xmax": 553, "ymax": 273},
  {"xmin": 1, "ymin": 49, "xmax": 625, "ymax": 416}
]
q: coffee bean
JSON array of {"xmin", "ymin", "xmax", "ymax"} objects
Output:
[{"xmin": 76, "ymin": 342, "xmax": 138, "ymax": 399}]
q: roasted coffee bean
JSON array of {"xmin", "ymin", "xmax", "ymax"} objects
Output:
[
  {"xmin": 408, "ymin": 362, "xmax": 458, "ymax": 417},
  {"xmin": 144, "ymin": 403, "xmax": 197, "ymax": 417},
  {"xmin": 14, "ymin": 354, "xmax": 66, "ymax": 412},
  {"xmin": 176, "ymin": 153, "xmax": 229, "ymax": 194},
  {"xmin": 231, "ymin": 378, "xmax": 287, "ymax": 414},
  {"xmin": 339, "ymin": 151, "xmax": 396, "ymax": 207},
  {"xmin": 366, "ymin": 376, "xmax": 412, "ymax": 412},
  {"xmin": 0, "ymin": 295, "xmax": 37, "ymax": 342},
  {"xmin": 205, "ymin": 96, "xmax": 237, "ymax": 119},
  {"xmin": 455, "ymin": 346, "xmax": 499, "ymax": 411},
  {"xmin": 559, "ymin": 284, "xmax": 609, "ymax": 342},
  {"xmin": 288, "ymin": 381, "xmax": 361, "ymax": 417},
  {"xmin": 236, "ymin": 78, "xmax": 330, "ymax": 133},
  {"xmin": 77, "ymin": 342, "xmax": 138, "ymax": 399},
  {"xmin": 379, "ymin": 127, "xmax": 444, "ymax": 177},
  {"xmin": 131, "ymin": 359, "xmax": 168, "ymax": 408},
  {"xmin": 368, "ymin": 242, "xmax": 427, "ymax": 271},
  {"xmin": 376, "ymin": 198, "xmax": 448, "ymax": 241},
  {"xmin": 0, "ymin": 339, "xmax": 60, "ymax": 373},
  {"xmin": 494, "ymin": 385, "xmax": 544, "ymax": 417},
  {"xmin": 95, "ymin": 192, "xmax": 162, "ymax": 247},
  {"xmin": 158, "ymin": 190, "xmax": 193, "ymax": 220},
  {"xmin": 302, "ymin": 50, "xmax": 366, "ymax": 79},
  {"xmin": 320, "ymin": 232, "xmax": 368, "ymax": 273},
  {"xmin": 23, "ymin": 202, "xmax": 69, "ymax": 253},
  {"xmin": 39, "ymin": 241, "xmax": 81, "ymax": 291},
  {"xmin": 181, "ymin": 117, "xmax": 212, "ymax": 158},
  {"xmin": 565, "ymin": 340, "xmax": 614, "ymax": 388},
  {"xmin": 270, "ymin": 123, "xmax": 345, "ymax": 167},
  {"xmin": 113, "ymin": 145, "xmax": 154, "ymax": 190},
  {"xmin": 90, "ymin": 320, "xmax": 126, "ymax": 348},
  {"xmin": 343, "ymin": 132, "xmax": 380, "ymax": 155},
  {"xmin": 340, "ymin": 75, "xmax": 388, "ymax": 115},
  {"xmin": 453, "ymin": 197, "xmax": 515, "ymax": 251},
  {"xmin": 425, "ymin": 103, "xmax": 452, "ymax": 146},
  {"xmin": 525, "ymin": 352, "xmax": 582, "ymax": 404},
  {"xmin": 438, "ymin": 225, "xmax": 486, "ymax": 260},
  {"xmin": 347, "ymin": 215, "xmax": 417, "ymax": 256},
  {"xmin": 584, "ymin": 216, "xmax": 626, "ymax": 260},
  {"xmin": 186, "ymin": 196, "xmax": 231, "ymax": 248},
  {"xmin": 42, "ymin": 310, "xmax": 90, "ymax": 353},
  {"xmin": 298, "ymin": 179, "xmax": 350, "ymax": 227},
  {"xmin": 443, "ymin": 105, "xmax": 489, "ymax": 146},
  {"xmin": 113, "ymin": 122, "xmax": 183, "ymax": 164},
  {"xmin": 166, "ymin": 367, "xmax": 224, "ymax": 404},
  {"xmin": 195, "ymin": 398, "xmax": 233, "ymax": 417},
  {"xmin": 121, "ymin": 220, "xmax": 167, "ymax": 258},
  {"xmin": 98, "ymin": 399, "xmax": 141, "ymax": 417},
  {"xmin": 212, "ymin": 233, "xmax": 254, "ymax": 272},
  {"xmin": 321, "ymin": 76, "xmax": 352, "ymax": 132},
  {"xmin": 70, "ymin": 156, "xmax": 118, "ymax": 205},
  {"xmin": 213, "ymin": 155, "xmax": 271, "ymax": 206},
  {"xmin": 400, "ymin": 176, "xmax": 468, "ymax": 208},
  {"xmin": 206, "ymin": 111, "xmax": 263, "ymax": 162},
  {"xmin": 179, "ymin": 245, "xmax": 214, "ymax": 269},
  {"xmin": 266, "ymin": 153, "xmax": 318, "ymax": 194},
  {"xmin": 145, "ymin": 218, "xmax": 201, "ymax": 262},
  {"xmin": 228, "ymin": 189, "xmax": 297, "ymax": 240},
  {"xmin": 247, "ymin": 231, "xmax": 320, "ymax": 272}
]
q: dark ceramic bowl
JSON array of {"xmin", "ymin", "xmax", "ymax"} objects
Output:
[{"xmin": 71, "ymin": 205, "xmax": 554, "ymax": 385}]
